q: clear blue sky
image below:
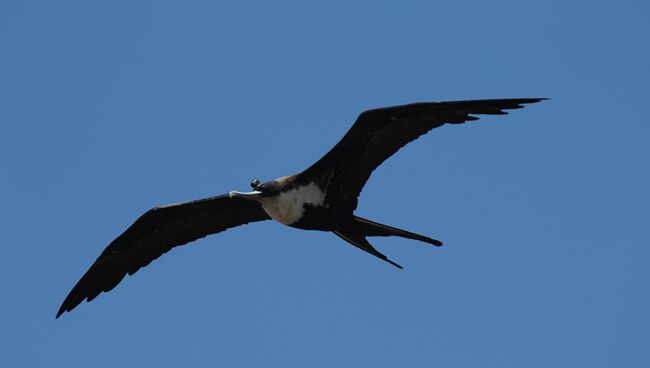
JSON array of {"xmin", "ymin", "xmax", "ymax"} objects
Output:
[{"xmin": 1, "ymin": 1, "xmax": 648, "ymax": 367}]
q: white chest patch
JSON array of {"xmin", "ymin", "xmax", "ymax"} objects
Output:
[{"xmin": 259, "ymin": 182, "xmax": 326, "ymax": 225}]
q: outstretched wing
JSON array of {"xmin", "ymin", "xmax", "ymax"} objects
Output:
[
  {"xmin": 299, "ymin": 98, "xmax": 546, "ymax": 210},
  {"xmin": 56, "ymin": 194, "xmax": 270, "ymax": 318}
]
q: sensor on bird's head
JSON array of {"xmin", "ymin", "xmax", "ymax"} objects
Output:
[{"xmin": 250, "ymin": 179, "xmax": 261, "ymax": 190}]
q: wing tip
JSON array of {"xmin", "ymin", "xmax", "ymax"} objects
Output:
[
  {"xmin": 56, "ymin": 294, "xmax": 83, "ymax": 319},
  {"xmin": 518, "ymin": 97, "xmax": 549, "ymax": 101},
  {"xmin": 515, "ymin": 97, "xmax": 549, "ymax": 105},
  {"xmin": 496, "ymin": 97, "xmax": 549, "ymax": 108},
  {"xmin": 55, "ymin": 304, "xmax": 69, "ymax": 319}
]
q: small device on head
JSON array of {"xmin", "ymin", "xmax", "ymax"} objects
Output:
[{"xmin": 250, "ymin": 179, "xmax": 261, "ymax": 190}]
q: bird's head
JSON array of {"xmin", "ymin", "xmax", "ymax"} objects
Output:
[
  {"xmin": 229, "ymin": 178, "xmax": 280, "ymax": 200},
  {"xmin": 250, "ymin": 178, "xmax": 282, "ymax": 196}
]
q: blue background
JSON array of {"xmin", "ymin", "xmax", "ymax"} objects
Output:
[{"xmin": 1, "ymin": 1, "xmax": 648, "ymax": 366}]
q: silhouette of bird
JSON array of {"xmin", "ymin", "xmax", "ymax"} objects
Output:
[{"xmin": 56, "ymin": 98, "xmax": 546, "ymax": 318}]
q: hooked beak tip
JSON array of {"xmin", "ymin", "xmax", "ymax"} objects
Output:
[{"xmin": 229, "ymin": 190, "xmax": 263, "ymax": 200}]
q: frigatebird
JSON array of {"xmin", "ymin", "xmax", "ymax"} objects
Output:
[{"xmin": 56, "ymin": 98, "xmax": 545, "ymax": 318}]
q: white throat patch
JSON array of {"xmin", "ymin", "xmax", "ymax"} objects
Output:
[{"xmin": 259, "ymin": 182, "xmax": 326, "ymax": 225}]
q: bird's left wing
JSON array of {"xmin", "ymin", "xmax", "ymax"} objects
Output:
[
  {"xmin": 56, "ymin": 194, "xmax": 270, "ymax": 318},
  {"xmin": 298, "ymin": 98, "xmax": 546, "ymax": 210}
]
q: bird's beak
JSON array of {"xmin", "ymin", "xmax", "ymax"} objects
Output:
[{"xmin": 229, "ymin": 190, "xmax": 263, "ymax": 201}]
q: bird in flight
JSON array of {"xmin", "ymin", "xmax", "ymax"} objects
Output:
[{"xmin": 56, "ymin": 98, "xmax": 546, "ymax": 318}]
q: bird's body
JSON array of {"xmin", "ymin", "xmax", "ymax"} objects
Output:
[
  {"xmin": 57, "ymin": 98, "xmax": 546, "ymax": 318},
  {"xmin": 257, "ymin": 180, "xmax": 327, "ymax": 228}
]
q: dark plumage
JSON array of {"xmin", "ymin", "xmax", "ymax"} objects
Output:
[
  {"xmin": 298, "ymin": 99, "xmax": 545, "ymax": 211},
  {"xmin": 57, "ymin": 98, "xmax": 546, "ymax": 318},
  {"xmin": 56, "ymin": 196, "xmax": 269, "ymax": 317}
]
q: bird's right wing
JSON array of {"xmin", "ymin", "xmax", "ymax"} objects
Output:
[{"xmin": 56, "ymin": 194, "xmax": 270, "ymax": 318}]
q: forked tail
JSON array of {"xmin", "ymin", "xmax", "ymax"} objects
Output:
[
  {"xmin": 331, "ymin": 216, "xmax": 442, "ymax": 269},
  {"xmin": 333, "ymin": 230, "xmax": 403, "ymax": 269},
  {"xmin": 354, "ymin": 216, "xmax": 443, "ymax": 246}
]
